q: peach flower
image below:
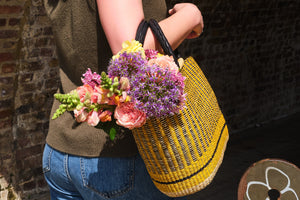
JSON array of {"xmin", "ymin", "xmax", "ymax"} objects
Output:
[
  {"xmin": 114, "ymin": 102, "xmax": 146, "ymax": 130},
  {"xmin": 99, "ymin": 110, "xmax": 113, "ymax": 122},
  {"xmin": 87, "ymin": 111, "xmax": 100, "ymax": 126},
  {"xmin": 148, "ymin": 55, "xmax": 179, "ymax": 73}
]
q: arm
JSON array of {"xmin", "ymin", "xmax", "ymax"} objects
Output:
[{"xmin": 97, "ymin": 0, "xmax": 203, "ymax": 54}]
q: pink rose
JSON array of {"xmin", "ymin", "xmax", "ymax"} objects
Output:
[
  {"xmin": 114, "ymin": 102, "xmax": 146, "ymax": 130},
  {"xmin": 87, "ymin": 111, "xmax": 100, "ymax": 126},
  {"xmin": 76, "ymin": 85, "xmax": 93, "ymax": 103},
  {"xmin": 74, "ymin": 107, "xmax": 89, "ymax": 122},
  {"xmin": 148, "ymin": 55, "xmax": 179, "ymax": 73}
]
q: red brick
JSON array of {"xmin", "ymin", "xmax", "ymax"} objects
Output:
[
  {"xmin": 23, "ymin": 156, "xmax": 41, "ymax": 169},
  {"xmin": 0, "ymin": 119, "xmax": 12, "ymax": 129},
  {"xmin": 0, "ymin": 99, "xmax": 12, "ymax": 109},
  {"xmin": 0, "ymin": 53, "xmax": 14, "ymax": 62},
  {"xmin": 22, "ymin": 83, "xmax": 38, "ymax": 92},
  {"xmin": 0, "ymin": 30, "xmax": 18, "ymax": 39},
  {"xmin": 43, "ymin": 26, "xmax": 53, "ymax": 35},
  {"xmin": 0, "ymin": 153, "xmax": 12, "ymax": 161},
  {"xmin": 45, "ymin": 78, "xmax": 59, "ymax": 89},
  {"xmin": 41, "ymin": 48, "xmax": 53, "ymax": 57},
  {"xmin": 0, "ymin": 138, "xmax": 12, "ymax": 154},
  {"xmin": 0, "ymin": 76, "xmax": 13, "ymax": 84},
  {"xmin": 23, "ymin": 180, "xmax": 36, "ymax": 191},
  {"xmin": 1, "ymin": 63, "xmax": 16, "ymax": 73},
  {"xmin": 0, "ymin": 87, "xmax": 13, "ymax": 97},
  {"xmin": 0, "ymin": 109, "xmax": 12, "ymax": 119},
  {"xmin": 20, "ymin": 93, "xmax": 33, "ymax": 104},
  {"xmin": 8, "ymin": 18, "xmax": 20, "ymax": 26},
  {"xmin": 35, "ymin": 38, "xmax": 48, "ymax": 47},
  {"xmin": 24, "ymin": 61, "xmax": 43, "ymax": 71},
  {"xmin": 0, "ymin": 18, "xmax": 6, "ymax": 26},
  {"xmin": 37, "ymin": 178, "xmax": 47, "ymax": 187},
  {"xmin": 20, "ymin": 73, "xmax": 33, "ymax": 82},
  {"xmin": 0, "ymin": 5, "xmax": 23, "ymax": 14},
  {"xmin": 17, "ymin": 138, "xmax": 31, "ymax": 148},
  {"xmin": 3, "ymin": 41, "xmax": 17, "ymax": 48},
  {"xmin": 16, "ymin": 145, "xmax": 42, "ymax": 160}
]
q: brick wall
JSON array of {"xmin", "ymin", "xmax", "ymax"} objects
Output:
[
  {"xmin": 0, "ymin": 0, "xmax": 299, "ymax": 199},
  {"xmin": 0, "ymin": 0, "xmax": 58, "ymax": 199},
  {"xmin": 168, "ymin": 0, "xmax": 300, "ymax": 130}
]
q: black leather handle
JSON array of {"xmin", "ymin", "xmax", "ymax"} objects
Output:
[
  {"xmin": 148, "ymin": 19, "xmax": 179, "ymax": 67},
  {"xmin": 135, "ymin": 19, "xmax": 180, "ymax": 68},
  {"xmin": 135, "ymin": 20, "xmax": 149, "ymax": 45}
]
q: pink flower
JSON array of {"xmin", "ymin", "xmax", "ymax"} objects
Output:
[
  {"xmin": 119, "ymin": 77, "xmax": 130, "ymax": 91},
  {"xmin": 107, "ymin": 94, "xmax": 118, "ymax": 105},
  {"xmin": 119, "ymin": 91, "xmax": 128, "ymax": 103},
  {"xmin": 114, "ymin": 102, "xmax": 146, "ymax": 130},
  {"xmin": 91, "ymin": 92, "xmax": 101, "ymax": 104},
  {"xmin": 148, "ymin": 55, "xmax": 179, "ymax": 73},
  {"xmin": 81, "ymin": 68, "xmax": 101, "ymax": 89},
  {"xmin": 145, "ymin": 49, "xmax": 158, "ymax": 60},
  {"xmin": 74, "ymin": 108, "xmax": 89, "ymax": 122},
  {"xmin": 87, "ymin": 111, "xmax": 100, "ymax": 126},
  {"xmin": 94, "ymin": 86, "xmax": 109, "ymax": 104},
  {"xmin": 77, "ymin": 85, "xmax": 93, "ymax": 103}
]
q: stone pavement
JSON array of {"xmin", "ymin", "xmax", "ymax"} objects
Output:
[
  {"xmin": 33, "ymin": 112, "xmax": 300, "ymax": 200},
  {"xmin": 187, "ymin": 112, "xmax": 300, "ymax": 200}
]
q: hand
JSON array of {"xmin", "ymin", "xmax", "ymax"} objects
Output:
[{"xmin": 168, "ymin": 3, "xmax": 204, "ymax": 39}]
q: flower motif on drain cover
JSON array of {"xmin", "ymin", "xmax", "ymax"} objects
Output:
[{"xmin": 246, "ymin": 166, "xmax": 298, "ymax": 200}]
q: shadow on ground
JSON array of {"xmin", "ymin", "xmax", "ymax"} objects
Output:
[{"xmin": 188, "ymin": 112, "xmax": 300, "ymax": 200}]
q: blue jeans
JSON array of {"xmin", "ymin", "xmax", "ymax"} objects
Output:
[{"xmin": 43, "ymin": 144, "xmax": 187, "ymax": 200}]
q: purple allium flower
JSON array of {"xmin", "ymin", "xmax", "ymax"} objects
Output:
[
  {"xmin": 81, "ymin": 68, "xmax": 101, "ymax": 89},
  {"xmin": 145, "ymin": 49, "xmax": 158, "ymax": 60},
  {"xmin": 129, "ymin": 63, "xmax": 186, "ymax": 118},
  {"xmin": 107, "ymin": 52, "xmax": 147, "ymax": 79}
]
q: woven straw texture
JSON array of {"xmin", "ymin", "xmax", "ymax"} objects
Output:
[{"xmin": 132, "ymin": 57, "xmax": 229, "ymax": 197}]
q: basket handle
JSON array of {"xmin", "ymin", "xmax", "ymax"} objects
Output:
[
  {"xmin": 148, "ymin": 19, "xmax": 180, "ymax": 67},
  {"xmin": 135, "ymin": 19, "xmax": 180, "ymax": 68},
  {"xmin": 135, "ymin": 20, "xmax": 149, "ymax": 45}
]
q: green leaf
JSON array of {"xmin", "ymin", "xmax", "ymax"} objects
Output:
[
  {"xmin": 95, "ymin": 119, "xmax": 121, "ymax": 141},
  {"xmin": 109, "ymin": 127, "xmax": 116, "ymax": 141}
]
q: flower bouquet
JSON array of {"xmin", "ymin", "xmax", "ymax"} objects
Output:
[
  {"xmin": 52, "ymin": 40, "xmax": 186, "ymax": 140},
  {"xmin": 52, "ymin": 33, "xmax": 229, "ymax": 197}
]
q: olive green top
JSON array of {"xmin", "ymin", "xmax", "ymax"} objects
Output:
[{"xmin": 44, "ymin": 0, "xmax": 167, "ymax": 157}]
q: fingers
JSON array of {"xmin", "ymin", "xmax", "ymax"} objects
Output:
[
  {"xmin": 168, "ymin": 3, "xmax": 204, "ymax": 39},
  {"xmin": 186, "ymin": 31, "xmax": 202, "ymax": 39},
  {"xmin": 168, "ymin": 8, "xmax": 175, "ymax": 15},
  {"xmin": 168, "ymin": 3, "xmax": 187, "ymax": 15}
]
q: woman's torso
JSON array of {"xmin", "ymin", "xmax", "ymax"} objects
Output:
[{"xmin": 44, "ymin": 0, "xmax": 167, "ymax": 157}]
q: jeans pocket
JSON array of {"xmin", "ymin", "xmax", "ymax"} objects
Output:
[
  {"xmin": 42, "ymin": 144, "xmax": 53, "ymax": 173},
  {"xmin": 80, "ymin": 156, "xmax": 135, "ymax": 199}
]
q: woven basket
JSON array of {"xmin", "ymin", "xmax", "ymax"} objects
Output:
[{"xmin": 132, "ymin": 56, "xmax": 229, "ymax": 197}]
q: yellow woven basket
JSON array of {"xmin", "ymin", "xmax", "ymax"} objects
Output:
[{"xmin": 132, "ymin": 56, "xmax": 229, "ymax": 197}]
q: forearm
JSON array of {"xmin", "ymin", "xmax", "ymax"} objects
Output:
[
  {"xmin": 97, "ymin": 1, "xmax": 203, "ymax": 54},
  {"xmin": 97, "ymin": 0, "xmax": 144, "ymax": 54},
  {"xmin": 144, "ymin": 4, "xmax": 203, "ymax": 51}
]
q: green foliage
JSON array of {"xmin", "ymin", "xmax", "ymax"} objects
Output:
[
  {"xmin": 52, "ymin": 92, "xmax": 81, "ymax": 119},
  {"xmin": 100, "ymin": 72, "xmax": 122, "ymax": 97},
  {"xmin": 95, "ymin": 118, "xmax": 120, "ymax": 141}
]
